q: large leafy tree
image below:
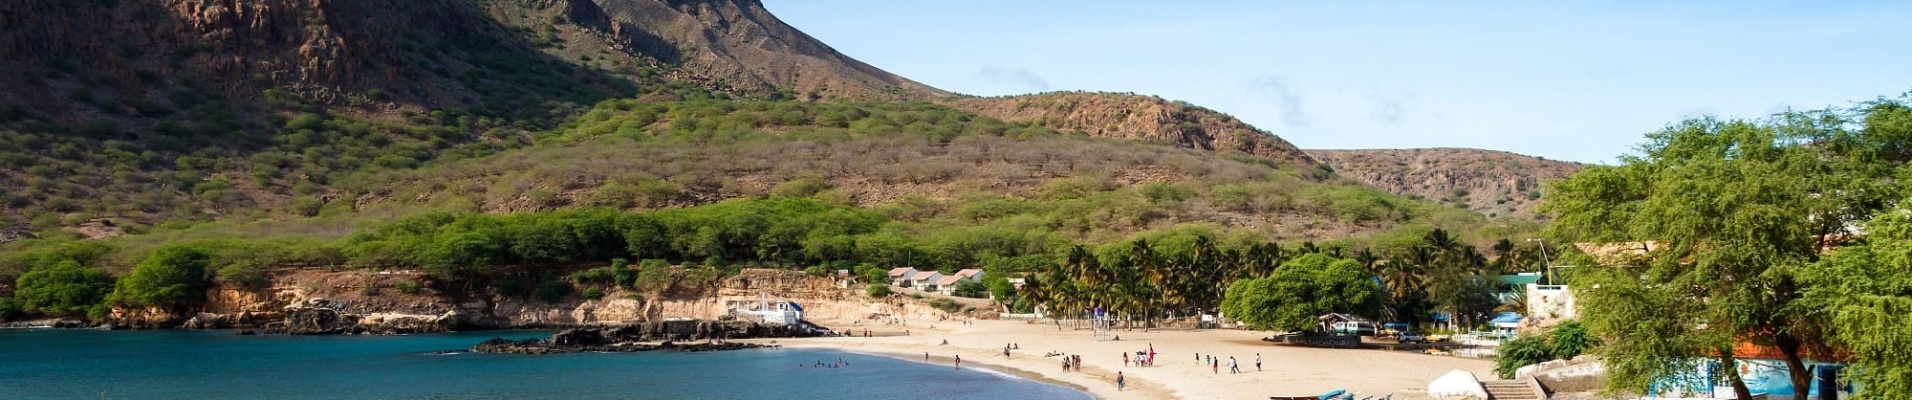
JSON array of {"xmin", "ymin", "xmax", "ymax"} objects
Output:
[
  {"xmin": 112, "ymin": 245, "xmax": 213, "ymax": 308},
  {"xmin": 14, "ymin": 260, "xmax": 115, "ymax": 316},
  {"xmin": 1221, "ymin": 253, "xmax": 1383, "ymax": 332},
  {"xmin": 1802, "ymin": 185, "xmax": 1912, "ymax": 399},
  {"xmin": 1546, "ymin": 106, "xmax": 1900, "ymax": 398}
]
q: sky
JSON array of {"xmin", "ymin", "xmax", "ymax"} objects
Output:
[{"xmin": 762, "ymin": 1, "xmax": 1912, "ymax": 164}]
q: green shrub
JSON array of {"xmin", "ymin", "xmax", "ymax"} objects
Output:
[
  {"xmin": 535, "ymin": 276, "xmax": 573, "ymax": 303},
  {"xmin": 213, "ymin": 260, "xmax": 270, "ymax": 289},
  {"xmin": 866, "ymin": 283, "xmax": 891, "ymax": 298},
  {"xmin": 1547, "ymin": 320, "xmax": 1595, "ymax": 360},
  {"xmin": 393, "ymin": 281, "xmax": 422, "ymax": 295},
  {"xmin": 111, "ymin": 245, "xmax": 211, "ymax": 308},
  {"xmin": 928, "ymin": 298, "xmax": 964, "ymax": 314},
  {"xmin": 14, "ymin": 260, "xmax": 115, "ymax": 316},
  {"xmin": 1494, "ymin": 334, "xmax": 1552, "ymax": 379},
  {"xmin": 0, "ymin": 298, "xmax": 22, "ymax": 320},
  {"xmin": 569, "ymin": 267, "xmax": 614, "ymax": 285},
  {"xmin": 953, "ymin": 280, "xmax": 987, "ymax": 298},
  {"xmin": 611, "ymin": 259, "xmax": 636, "ymax": 289},
  {"xmin": 581, "ymin": 287, "xmax": 604, "ymax": 300}
]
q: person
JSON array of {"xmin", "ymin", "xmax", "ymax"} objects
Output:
[
  {"xmin": 1004, "ymin": 346, "xmax": 1011, "ymax": 359},
  {"xmin": 1229, "ymin": 356, "xmax": 1239, "ymax": 374},
  {"xmin": 1117, "ymin": 371, "xmax": 1126, "ymax": 391},
  {"xmin": 1123, "ymin": 352, "xmax": 1129, "ymax": 367},
  {"xmin": 1211, "ymin": 358, "xmax": 1218, "ymax": 374},
  {"xmin": 941, "ymin": 339, "xmax": 948, "ymax": 345},
  {"xmin": 1255, "ymin": 353, "xmax": 1262, "ymax": 372},
  {"xmin": 954, "ymin": 354, "xmax": 961, "ymax": 369},
  {"xmin": 1075, "ymin": 355, "xmax": 1083, "ymax": 372},
  {"xmin": 925, "ymin": 352, "xmax": 930, "ymax": 361}
]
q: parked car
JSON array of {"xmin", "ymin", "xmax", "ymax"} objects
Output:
[{"xmin": 1396, "ymin": 332, "xmax": 1429, "ymax": 344}]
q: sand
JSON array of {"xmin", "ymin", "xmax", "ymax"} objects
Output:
[{"xmin": 757, "ymin": 318, "xmax": 1496, "ymax": 400}]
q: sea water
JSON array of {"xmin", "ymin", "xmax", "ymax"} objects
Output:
[{"xmin": 0, "ymin": 329, "xmax": 1089, "ymax": 400}]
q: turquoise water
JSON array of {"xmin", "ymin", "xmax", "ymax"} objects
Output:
[{"xmin": 0, "ymin": 329, "xmax": 1089, "ymax": 400}]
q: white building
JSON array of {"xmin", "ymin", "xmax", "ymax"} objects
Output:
[
  {"xmin": 934, "ymin": 275, "xmax": 964, "ymax": 295},
  {"xmin": 888, "ymin": 267, "xmax": 919, "ymax": 287},
  {"xmin": 728, "ymin": 293, "xmax": 803, "ymax": 326},
  {"xmin": 909, "ymin": 272, "xmax": 943, "ymax": 291},
  {"xmin": 953, "ymin": 268, "xmax": 984, "ymax": 282}
]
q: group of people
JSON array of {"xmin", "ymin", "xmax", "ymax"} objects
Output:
[
  {"xmin": 806, "ymin": 358, "xmax": 850, "ymax": 368},
  {"xmin": 1123, "ymin": 344, "xmax": 1158, "ymax": 367},
  {"xmin": 1060, "ymin": 354, "xmax": 1083, "ymax": 372},
  {"xmin": 1194, "ymin": 352, "xmax": 1262, "ymax": 374}
]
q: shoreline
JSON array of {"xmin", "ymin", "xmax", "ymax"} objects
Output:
[{"xmin": 759, "ymin": 318, "xmax": 1496, "ymax": 400}]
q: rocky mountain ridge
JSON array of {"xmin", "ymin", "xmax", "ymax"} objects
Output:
[{"xmin": 1306, "ymin": 148, "xmax": 1582, "ymax": 218}]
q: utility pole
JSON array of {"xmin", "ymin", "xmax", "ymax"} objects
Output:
[{"xmin": 1528, "ymin": 238, "xmax": 1553, "ymax": 284}]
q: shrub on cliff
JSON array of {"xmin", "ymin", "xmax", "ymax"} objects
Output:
[
  {"xmin": 110, "ymin": 245, "xmax": 211, "ymax": 308},
  {"xmin": 14, "ymin": 260, "xmax": 115, "ymax": 316},
  {"xmin": 865, "ymin": 283, "xmax": 891, "ymax": 298},
  {"xmin": 0, "ymin": 298, "xmax": 21, "ymax": 320}
]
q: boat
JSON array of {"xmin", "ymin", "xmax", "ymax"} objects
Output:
[{"xmin": 1269, "ymin": 389, "xmax": 1353, "ymax": 400}]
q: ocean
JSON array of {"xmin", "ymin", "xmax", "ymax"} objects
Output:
[{"xmin": 0, "ymin": 329, "xmax": 1089, "ymax": 400}]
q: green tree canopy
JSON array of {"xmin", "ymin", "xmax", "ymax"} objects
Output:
[
  {"xmin": 1546, "ymin": 101, "xmax": 1907, "ymax": 398},
  {"xmin": 14, "ymin": 260, "xmax": 115, "ymax": 316},
  {"xmin": 1802, "ymin": 202, "xmax": 1912, "ymax": 399},
  {"xmin": 1221, "ymin": 253, "xmax": 1382, "ymax": 332},
  {"xmin": 111, "ymin": 245, "xmax": 212, "ymax": 308}
]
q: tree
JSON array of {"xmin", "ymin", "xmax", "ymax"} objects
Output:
[
  {"xmin": 1802, "ymin": 205, "xmax": 1912, "ymax": 399},
  {"xmin": 1546, "ymin": 110, "xmax": 1896, "ymax": 399},
  {"xmin": 1221, "ymin": 253, "xmax": 1383, "ymax": 332},
  {"xmin": 14, "ymin": 260, "xmax": 115, "ymax": 316},
  {"xmin": 112, "ymin": 245, "xmax": 213, "ymax": 308},
  {"xmin": 953, "ymin": 280, "xmax": 988, "ymax": 298}
]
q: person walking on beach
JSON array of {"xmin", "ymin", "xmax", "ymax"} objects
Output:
[
  {"xmin": 954, "ymin": 355, "xmax": 961, "ymax": 369},
  {"xmin": 1211, "ymin": 357, "xmax": 1218, "ymax": 375},
  {"xmin": 1229, "ymin": 356, "xmax": 1239, "ymax": 374},
  {"xmin": 1255, "ymin": 353, "xmax": 1262, "ymax": 372},
  {"xmin": 1116, "ymin": 371, "xmax": 1126, "ymax": 391},
  {"xmin": 1122, "ymin": 352, "xmax": 1129, "ymax": 366}
]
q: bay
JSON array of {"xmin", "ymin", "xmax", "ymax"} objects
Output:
[{"xmin": 0, "ymin": 329, "xmax": 1088, "ymax": 400}]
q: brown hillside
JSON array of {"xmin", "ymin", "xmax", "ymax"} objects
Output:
[
  {"xmin": 577, "ymin": 0, "xmax": 946, "ymax": 100},
  {"xmin": 1305, "ymin": 148, "xmax": 1582, "ymax": 218},
  {"xmin": 944, "ymin": 92, "xmax": 1319, "ymax": 167}
]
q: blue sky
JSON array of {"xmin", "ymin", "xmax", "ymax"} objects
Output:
[{"xmin": 762, "ymin": 1, "xmax": 1911, "ymax": 164}]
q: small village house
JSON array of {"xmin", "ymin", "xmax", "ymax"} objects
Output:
[
  {"xmin": 909, "ymin": 271, "xmax": 943, "ymax": 291},
  {"xmin": 934, "ymin": 274, "xmax": 964, "ymax": 295},
  {"xmin": 953, "ymin": 268, "xmax": 985, "ymax": 282},
  {"xmin": 888, "ymin": 267, "xmax": 919, "ymax": 287}
]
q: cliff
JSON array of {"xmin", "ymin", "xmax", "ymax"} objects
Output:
[{"xmin": 114, "ymin": 268, "xmax": 956, "ymax": 334}]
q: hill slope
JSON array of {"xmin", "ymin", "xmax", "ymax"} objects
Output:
[{"xmin": 1305, "ymin": 148, "xmax": 1582, "ymax": 218}]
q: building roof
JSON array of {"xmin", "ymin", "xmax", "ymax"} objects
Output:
[
  {"xmin": 1490, "ymin": 312, "xmax": 1524, "ymax": 325},
  {"xmin": 937, "ymin": 275, "xmax": 964, "ymax": 286},
  {"xmin": 954, "ymin": 268, "xmax": 982, "ymax": 278},
  {"xmin": 888, "ymin": 267, "xmax": 917, "ymax": 277},
  {"xmin": 1497, "ymin": 274, "xmax": 1542, "ymax": 286},
  {"xmin": 912, "ymin": 272, "xmax": 943, "ymax": 281}
]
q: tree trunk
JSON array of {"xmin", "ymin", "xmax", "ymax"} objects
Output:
[
  {"xmin": 1775, "ymin": 332, "xmax": 1814, "ymax": 400},
  {"xmin": 1719, "ymin": 350, "xmax": 1753, "ymax": 400}
]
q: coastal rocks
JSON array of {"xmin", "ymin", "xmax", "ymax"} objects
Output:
[{"xmin": 472, "ymin": 319, "xmax": 825, "ymax": 354}]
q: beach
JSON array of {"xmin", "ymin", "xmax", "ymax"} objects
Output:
[{"xmin": 769, "ymin": 318, "xmax": 1496, "ymax": 400}]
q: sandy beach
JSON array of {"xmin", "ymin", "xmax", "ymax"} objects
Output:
[{"xmin": 762, "ymin": 318, "xmax": 1495, "ymax": 400}]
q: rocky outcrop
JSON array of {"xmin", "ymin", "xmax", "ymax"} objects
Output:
[
  {"xmin": 472, "ymin": 319, "xmax": 817, "ymax": 354},
  {"xmin": 1305, "ymin": 148, "xmax": 1582, "ymax": 218},
  {"xmin": 584, "ymin": 0, "xmax": 945, "ymax": 100},
  {"xmin": 945, "ymin": 92, "xmax": 1319, "ymax": 167}
]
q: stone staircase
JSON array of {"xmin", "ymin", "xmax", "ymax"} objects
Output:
[{"xmin": 1481, "ymin": 377, "xmax": 1547, "ymax": 400}]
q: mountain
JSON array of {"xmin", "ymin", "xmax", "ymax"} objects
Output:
[
  {"xmin": 1304, "ymin": 148, "xmax": 1583, "ymax": 218},
  {"xmin": 0, "ymin": 0, "xmax": 1526, "ymax": 264}
]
